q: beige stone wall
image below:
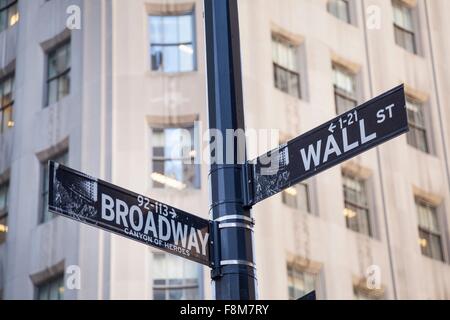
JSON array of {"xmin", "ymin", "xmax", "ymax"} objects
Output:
[{"xmin": 1, "ymin": 0, "xmax": 449, "ymax": 299}]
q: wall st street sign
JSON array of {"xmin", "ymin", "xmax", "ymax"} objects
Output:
[
  {"xmin": 48, "ymin": 162, "xmax": 211, "ymax": 266},
  {"xmin": 248, "ymin": 84, "xmax": 408, "ymax": 205},
  {"xmin": 47, "ymin": 83, "xmax": 408, "ymax": 291}
]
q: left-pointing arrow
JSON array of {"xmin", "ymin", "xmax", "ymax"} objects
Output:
[{"xmin": 328, "ymin": 122, "xmax": 336, "ymax": 133}]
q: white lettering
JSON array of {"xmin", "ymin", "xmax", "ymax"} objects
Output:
[
  {"xmin": 129, "ymin": 205, "xmax": 143, "ymax": 231},
  {"xmin": 342, "ymin": 127, "xmax": 359, "ymax": 152},
  {"xmin": 101, "ymin": 194, "xmax": 114, "ymax": 221},
  {"xmin": 144, "ymin": 212, "xmax": 158, "ymax": 237},
  {"xmin": 323, "ymin": 135, "xmax": 342, "ymax": 163},
  {"xmin": 300, "ymin": 141, "xmax": 322, "ymax": 171},
  {"xmin": 115, "ymin": 199, "xmax": 129, "ymax": 227},
  {"xmin": 158, "ymin": 216, "xmax": 171, "ymax": 241},
  {"xmin": 197, "ymin": 230, "xmax": 209, "ymax": 256},
  {"xmin": 386, "ymin": 104, "xmax": 394, "ymax": 118},
  {"xmin": 171, "ymin": 220, "xmax": 188, "ymax": 248},
  {"xmin": 377, "ymin": 109, "xmax": 386, "ymax": 124},
  {"xmin": 360, "ymin": 119, "xmax": 377, "ymax": 144},
  {"xmin": 187, "ymin": 227, "xmax": 200, "ymax": 254}
]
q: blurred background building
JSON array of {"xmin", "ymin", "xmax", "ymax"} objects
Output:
[{"xmin": 0, "ymin": 0, "xmax": 450, "ymax": 299}]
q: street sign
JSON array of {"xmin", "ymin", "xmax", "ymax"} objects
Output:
[
  {"xmin": 248, "ymin": 84, "xmax": 408, "ymax": 205},
  {"xmin": 48, "ymin": 161, "xmax": 211, "ymax": 266}
]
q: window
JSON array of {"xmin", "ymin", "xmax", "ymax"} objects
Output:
[
  {"xmin": 272, "ymin": 35, "xmax": 301, "ymax": 98},
  {"xmin": 0, "ymin": 73, "xmax": 14, "ymax": 133},
  {"xmin": 35, "ymin": 274, "xmax": 64, "ymax": 300},
  {"xmin": 333, "ymin": 64, "xmax": 357, "ymax": 114},
  {"xmin": 152, "ymin": 253, "xmax": 201, "ymax": 300},
  {"xmin": 416, "ymin": 198, "xmax": 444, "ymax": 261},
  {"xmin": 287, "ymin": 264, "xmax": 317, "ymax": 300},
  {"xmin": 151, "ymin": 127, "xmax": 200, "ymax": 190},
  {"xmin": 282, "ymin": 183, "xmax": 310, "ymax": 213},
  {"xmin": 392, "ymin": 0, "xmax": 416, "ymax": 54},
  {"xmin": 342, "ymin": 173, "xmax": 372, "ymax": 237},
  {"xmin": 406, "ymin": 98, "xmax": 429, "ymax": 153},
  {"xmin": 40, "ymin": 151, "xmax": 68, "ymax": 224},
  {"xmin": 46, "ymin": 40, "xmax": 71, "ymax": 106},
  {"xmin": 0, "ymin": 0, "xmax": 18, "ymax": 32},
  {"xmin": 0, "ymin": 182, "xmax": 8, "ymax": 245},
  {"xmin": 149, "ymin": 11, "xmax": 196, "ymax": 73},
  {"xmin": 327, "ymin": 0, "xmax": 351, "ymax": 24}
]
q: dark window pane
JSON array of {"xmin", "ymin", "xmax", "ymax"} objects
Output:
[
  {"xmin": 168, "ymin": 288, "xmax": 183, "ymax": 300},
  {"xmin": 185, "ymin": 288, "xmax": 199, "ymax": 300},
  {"xmin": 7, "ymin": 1, "xmax": 18, "ymax": 27},
  {"xmin": 153, "ymin": 289, "xmax": 166, "ymax": 300},
  {"xmin": 343, "ymin": 174, "xmax": 371, "ymax": 236},
  {"xmin": 417, "ymin": 199, "xmax": 443, "ymax": 261},
  {"xmin": 0, "ymin": 9, "xmax": 6, "ymax": 32},
  {"xmin": 287, "ymin": 265, "xmax": 316, "ymax": 300},
  {"xmin": 47, "ymin": 79, "xmax": 58, "ymax": 106},
  {"xmin": 46, "ymin": 42, "xmax": 71, "ymax": 106},
  {"xmin": 1, "ymin": 105, "xmax": 12, "ymax": 132},
  {"xmin": 0, "ymin": 0, "xmax": 18, "ymax": 31},
  {"xmin": 168, "ymin": 279, "xmax": 183, "ymax": 286},
  {"xmin": 0, "ymin": 214, "xmax": 7, "ymax": 244},
  {"xmin": 394, "ymin": 25, "xmax": 416, "ymax": 53},
  {"xmin": 273, "ymin": 63, "xmax": 300, "ymax": 98},
  {"xmin": 0, "ymin": 74, "xmax": 14, "ymax": 133},
  {"xmin": 328, "ymin": 0, "xmax": 350, "ymax": 23},
  {"xmin": 36, "ymin": 274, "xmax": 64, "ymax": 300},
  {"xmin": 406, "ymin": 100, "xmax": 429, "ymax": 153}
]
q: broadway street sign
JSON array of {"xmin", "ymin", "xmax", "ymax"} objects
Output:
[
  {"xmin": 248, "ymin": 84, "xmax": 408, "ymax": 205},
  {"xmin": 48, "ymin": 162, "xmax": 211, "ymax": 266}
]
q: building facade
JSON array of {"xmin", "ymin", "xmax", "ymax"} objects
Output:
[{"xmin": 0, "ymin": 0, "xmax": 450, "ymax": 299}]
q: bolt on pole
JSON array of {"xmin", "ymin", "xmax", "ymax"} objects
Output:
[{"xmin": 204, "ymin": 0, "xmax": 257, "ymax": 300}]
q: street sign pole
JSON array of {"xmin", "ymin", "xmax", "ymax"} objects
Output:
[{"xmin": 204, "ymin": 0, "xmax": 257, "ymax": 299}]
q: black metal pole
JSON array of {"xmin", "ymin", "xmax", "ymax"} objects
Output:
[{"xmin": 204, "ymin": 0, "xmax": 257, "ymax": 300}]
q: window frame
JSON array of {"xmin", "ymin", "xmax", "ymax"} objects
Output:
[
  {"xmin": 34, "ymin": 273, "xmax": 65, "ymax": 300},
  {"xmin": 0, "ymin": 0, "xmax": 18, "ymax": 33},
  {"xmin": 342, "ymin": 172, "xmax": 373, "ymax": 237},
  {"xmin": 150, "ymin": 125, "xmax": 200, "ymax": 190},
  {"xmin": 282, "ymin": 182, "xmax": 311, "ymax": 213},
  {"xmin": 327, "ymin": 0, "xmax": 351, "ymax": 24},
  {"xmin": 287, "ymin": 264, "xmax": 318, "ymax": 300},
  {"xmin": 0, "ymin": 181, "xmax": 9, "ymax": 245},
  {"xmin": 392, "ymin": 0, "xmax": 418, "ymax": 54},
  {"xmin": 149, "ymin": 10, "xmax": 197, "ymax": 73},
  {"xmin": 405, "ymin": 97, "xmax": 430, "ymax": 154},
  {"xmin": 45, "ymin": 39, "xmax": 71, "ymax": 107},
  {"xmin": 0, "ymin": 72, "xmax": 15, "ymax": 134},
  {"xmin": 415, "ymin": 198, "xmax": 445, "ymax": 262},
  {"xmin": 332, "ymin": 64, "xmax": 358, "ymax": 115},
  {"xmin": 272, "ymin": 34, "xmax": 301, "ymax": 99},
  {"xmin": 152, "ymin": 252, "xmax": 202, "ymax": 300}
]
